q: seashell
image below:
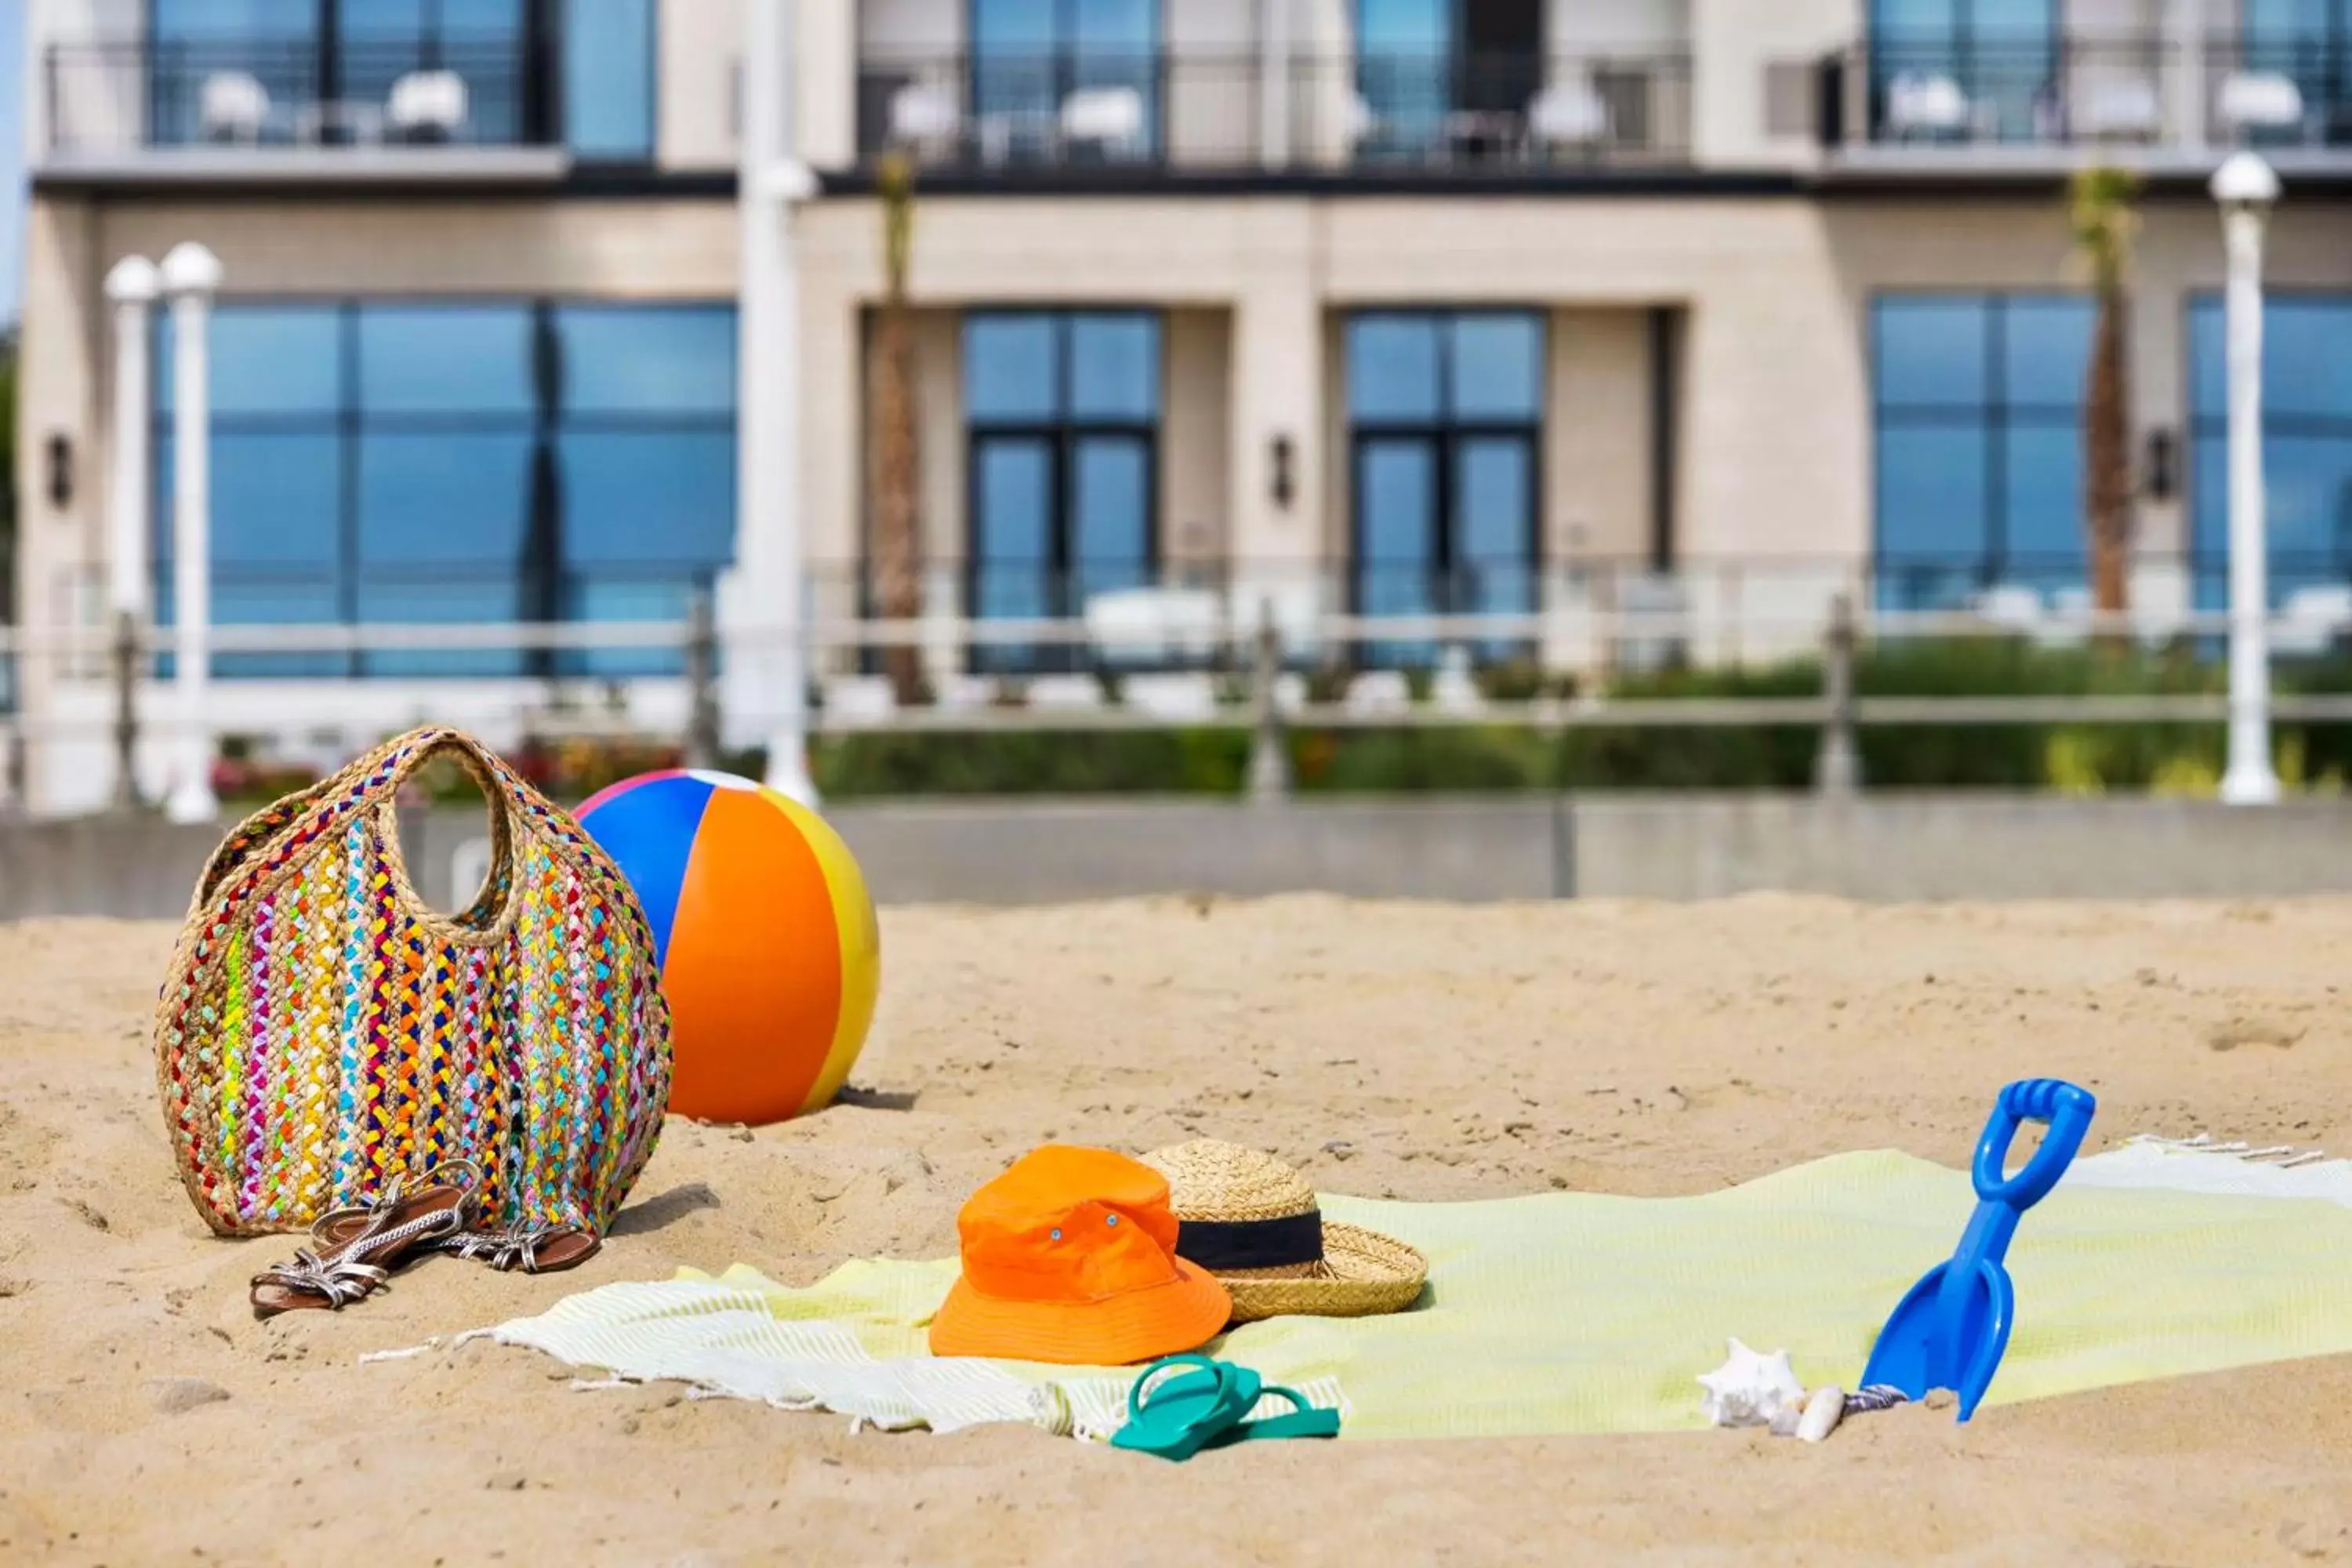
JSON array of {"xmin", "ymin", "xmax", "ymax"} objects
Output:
[
  {"xmin": 1697, "ymin": 1338, "xmax": 1807, "ymax": 1428},
  {"xmin": 1796, "ymin": 1385, "xmax": 1846, "ymax": 1443}
]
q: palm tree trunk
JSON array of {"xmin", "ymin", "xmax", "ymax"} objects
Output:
[
  {"xmin": 869, "ymin": 153, "xmax": 925, "ymax": 705},
  {"xmin": 2085, "ymin": 284, "xmax": 2132, "ymax": 625}
]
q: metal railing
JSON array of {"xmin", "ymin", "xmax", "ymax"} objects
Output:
[
  {"xmin": 9, "ymin": 571, "xmax": 2352, "ymax": 817},
  {"xmin": 855, "ymin": 49, "xmax": 1693, "ymax": 174},
  {"xmin": 1833, "ymin": 31, "xmax": 2352, "ymax": 151},
  {"xmin": 43, "ymin": 38, "xmax": 553, "ymax": 157}
]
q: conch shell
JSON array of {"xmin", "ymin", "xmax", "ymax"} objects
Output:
[{"xmin": 1697, "ymin": 1338, "xmax": 1806, "ymax": 1429}]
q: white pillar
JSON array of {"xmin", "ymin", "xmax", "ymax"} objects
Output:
[
  {"xmin": 732, "ymin": 0, "xmax": 819, "ymax": 805},
  {"xmin": 161, "ymin": 241, "xmax": 223, "ymax": 825},
  {"xmin": 104, "ymin": 257, "xmax": 161, "ymax": 624},
  {"xmin": 2214, "ymin": 154, "xmax": 2281, "ymax": 806}
]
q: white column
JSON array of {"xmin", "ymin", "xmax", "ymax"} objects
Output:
[
  {"xmin": 735, "ymin": 0, "xmax": 819, "ymax": 804},
  {"xmin": 161, "ymin": 241, "xmax": 223, "ymax": 825},
  {"xmin": 2214, "ymin": 154, "xmax": 2281, "ymax": 806},
  {"xmin": 103, "ymin": 258, "xmax": 161, "ymax": 625}
]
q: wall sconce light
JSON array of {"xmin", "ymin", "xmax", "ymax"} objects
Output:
[
  {"xmin": 2143, "ymin": 427, "xmax": 2178, "ymax": 502},
  {"xmin": 1269, "ymin": 434, "xmax": 1295, "ymax": 512},
  {"xmin": 45, "ymin": 434, "xmax": 74, "ymax": 510}
]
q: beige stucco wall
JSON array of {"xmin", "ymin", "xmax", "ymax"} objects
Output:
[
  {"xmin": 1163, "ymin": 309, "xmax": 1236, "ymax": 572},
  {"xmin": 659, "ymin": 0, "xmax": 742, "ymax": 172},
  {"xmin": 1550, "ymin": 308, "xmax": 1656, "ymax": 564}
]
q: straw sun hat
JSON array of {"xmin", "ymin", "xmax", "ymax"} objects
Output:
[{"xmin": 1142, "ymin": 1140, "xmax": 1427, "ymax": 1323}]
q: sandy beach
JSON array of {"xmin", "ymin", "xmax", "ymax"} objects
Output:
[{"xmin": 3, "ymin": 895, "xmax": 2350, "ymax": 1566}]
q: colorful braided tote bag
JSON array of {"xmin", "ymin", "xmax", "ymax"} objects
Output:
[{"xmin": 155, "ymin": 726, "xmax": 673, "ymax": 1240}]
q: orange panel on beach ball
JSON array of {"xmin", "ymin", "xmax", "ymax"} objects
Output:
[{"xmin": 577, "ymin": 771, "xmax": 880, "ymax": 1126}]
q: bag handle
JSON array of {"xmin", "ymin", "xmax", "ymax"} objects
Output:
[{"xmin": 372, "ymin": 728, "xmax": 523, "ymax": 946}]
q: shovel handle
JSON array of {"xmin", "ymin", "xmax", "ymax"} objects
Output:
[{"xmin": 1971, "ymin": 1078, "xmax": 2097, "ymax": 1208}]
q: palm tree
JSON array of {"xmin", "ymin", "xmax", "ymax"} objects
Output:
[
  {"xmin": 2071, "ymin": 165, "xmax": 2141, "ymax": 624},
  {"xmin": 869, "ymin": 151, "xmax": 925, "ymax": 704}
]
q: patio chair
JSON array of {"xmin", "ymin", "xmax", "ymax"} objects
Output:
[
  {"xmin": 199, "ymin": 71, "xmax": 270, "ymax": 143},
  {"xmin": 1885, "ymin": 71, "xmax": 1972, "ymax": 140},
  {"xmin": 2217, "ymin": 71, "xmax": 2307, "ymax": 140},
  {"xmin": 2275, "ymin": 585, "xmax": 2352, "ymax": 656},
  {"xmin": 1060, "ymin": 85, "xmax": 1146, "ymax": 159},
  {"xmin": 887, "ymin": 81, "xmax": 961, "ymax": 157},
  {"xmin": 2074, "ymin": 76, "xmax": 2162, "ymax": 141},
  {"xmin": 1527, "ymin": 80, "xmax": 1610, "ymax": 158},
  {"xmin": 387, "ymin": 70, "xmax": 470, "ymax": 143}
]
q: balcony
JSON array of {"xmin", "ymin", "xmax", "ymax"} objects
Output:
[
  {"xmin": 853, "ymin": 49, "xmax": 1693, "ymax": 180},
  {"xmin": 1828, "ymin": 31, "xmax": 2352, "ymax": 171},
  {"xmin": 38, "ymin": 38, "xmax": 568, "ymax": 183}
]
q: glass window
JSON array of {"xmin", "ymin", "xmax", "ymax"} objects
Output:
[
  {"xmin": 1450, "ymin": 316, "xmax": 1542, "ymax": 423},
  {"xmin": 961, "ymin": 310, "xmax": 1162, "ymax": 668},
  {"xmin": 2189, "ymin": 292, "xmax": 2352, "ymax": 609},
  {"xmin": 1874, "ymin": 298, "xmax": 1987, "ymax": 409},
  {"xmin": 158, "ymin": 308, "xmax": 343, "ymax": 416},
  {"xmin": 1345, "ymin": 309, "xmax": 1543, "ymax": 659},
  {"xmin": 971, "ymin": 0, "xmax": 1160, "ymax": 159},
  {"xmin": 1068, "ymin": 315, "xmax": 1158, "ymax": 421},
  {"xmin": 1867, "ymin": 0, "xmax": 2056, "ymax": 143},
  {"xmin": 559, "ymin": 304, "xmax": 735, "ymax": 415},
  {"xmin": 151, "ymin": 299, "xmax": 737, "ymax": 678},
  {"xmin": 563, "ymin": 0, "xmax": 655, "ymax": 159},
  {"xmin": 358, "ymin": 305, "xmax": 535, "ymax": 414},
  {"xmin": 966, "ymin": 316, "xmax": 1061, "ymax": 422},
  {"xmin": 1871, "ymin": 292, "xmax": 2092, "ymax": 608},
  {"xmin": 1346, "ymin": 315, "xmax": 1443, "ymax": 424}
]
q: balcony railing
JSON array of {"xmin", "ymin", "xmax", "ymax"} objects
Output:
[
  {"xmin": 1839, "ymin": 31, "xmax": 2352, "ymax": 151},
  {"xmin": 43, "ymin": 38, "xmax": 556, "ymax": 159},
  {"xmin": 855, "ymin": 49, "xmax": 1693, "ymax": 176}
]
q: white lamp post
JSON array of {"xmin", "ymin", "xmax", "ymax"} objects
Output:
[
  {"xmin": 738, "ymin": 0, "xmax": 820, "ymax": 804},
  {"xmin": 160, "ymin": 241, "xmax": 223, "ymax": 825},
  {"xmin": 2212, "ymin": 153, "xmax": 2281, "ymax": 807},
  {"xmin": 103, "ymin": 256, "xmax": 162, "ymax": 808}
]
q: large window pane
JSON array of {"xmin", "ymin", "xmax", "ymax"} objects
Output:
[
  {"xmin": 559, "ymin": 431, "xmax": 735, "ymax": 565},
  {"xmin": 2000, "ymin": 423, "xmax": 2085, "ymax": 575},
  {"xmin": 966, "ymin": 316, "xmax": 1060, "ymax": 422},
  {"xmin": 2002, "ymin": 298, "xmax": 2092, "ymax": 411},
  {"xmin": 1877, "ymin": 425, "xmax": 1991, "ymax": 561},
  {"xmin": 563, "ymin": 0, "xmax": 654, "ymax": 158},
  {"xmin": 212, "ymin": 433, "xmax": 343, "ymax": 568},
  {"xmin": 559, "ymin": 305, "xmax": 735, "ymax": 415},
  {"xmin": 356, "ymin": 432, "xmax": 535, "ymax": 563},
  {"xmin": 1347, "ymin": 315, "xmax": 1443, "ymax": 423},
  {"xmin": 1070, "ymin": 435, "xmax": 1151, "ymax": 603},
  {"xmin": 1450, "ymin": 315, "xmax": 1542, "ymax": 422},
  {"xmin": 358, "ymin": 306, "xmax": 534, "ymax": 415},
  {"xmin": 2267, "ymin": 299, "xmax": 2352, "ymax": 419},
  {"xmin": 1068, "ymin": 315, "xmax": 1158, "ymax": 422},
  {"xmin": 159, "ymin": 307, "xmax": 343, "ymax": 416},
  {"xmin": 1875, "ymin": 299, "xmax": 1988, "ymax": 409},
  {"xmin": 973, "ymin": 437, "xmax": 1056, "ymax": 627}
]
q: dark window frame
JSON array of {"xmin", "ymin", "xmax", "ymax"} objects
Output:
[
  {"xmin": 1869, "ymin": 289, "xmax": 2092, "ymax": 610},
  {"xmin": 2185, "ymin": 286, "xmax": 2352, "ymax": 608},
  {"xmin": 959, "ymin": 306, "xmax": 1164, "ymax": 673},
  {"xmin": 138, "ymin": 0, "xmax": 659, "ymax": 158},
  {"xmin": 1344, "ymin": 306, "xmax": 1544, "ymax": 661},
  {"xmin": 150, "ymin": 293, "xmax": 736, "ymax": 680},
  {"xmin": 964, "ymin": 0, "xmax": 1167, "ymax": 162}
]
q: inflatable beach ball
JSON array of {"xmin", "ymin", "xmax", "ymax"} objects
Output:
[{"xmin": 577, "ymin": 770, "xmax": 879, "ymax": 1125}]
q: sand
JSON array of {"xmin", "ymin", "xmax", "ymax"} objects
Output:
[{"xmin": 4, "ymin": 895, "xmax": 2352, "ymax": 1566}]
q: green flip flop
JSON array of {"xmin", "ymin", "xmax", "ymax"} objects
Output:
[
  {"xmin": 1110, "ymin": 1355, "xmax": 1264, "ymax": 1461},
  {"xmin": 1219, "ymin": 1383, "xmax": 1341, "ymax": 1445}
]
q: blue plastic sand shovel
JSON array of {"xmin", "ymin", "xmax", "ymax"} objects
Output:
[{"xmin": 1860, "ymin": 1077, "xmax": 2096, "ymax": 1421}]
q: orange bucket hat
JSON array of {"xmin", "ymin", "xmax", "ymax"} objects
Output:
[{"xmin": 929, "ymin": 1145, "xmax": 1233, "ymax": 1365}]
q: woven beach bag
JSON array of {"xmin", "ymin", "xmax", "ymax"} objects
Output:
[{"xmin": 155, "ymin": 725, "xmax": 673, "ymax": 1240}]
